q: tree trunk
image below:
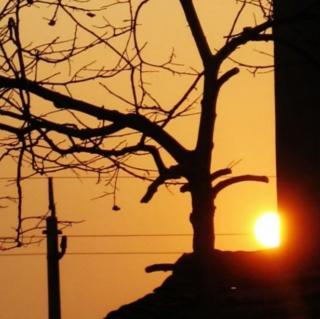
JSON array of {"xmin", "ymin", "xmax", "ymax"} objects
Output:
[
  {"xmin": 189, "ymin": 176, "xmax": 215, "ymax": 256},
  {"xmin": 188, "ymin": 63, "xmax": 219, "ymax": 257}
]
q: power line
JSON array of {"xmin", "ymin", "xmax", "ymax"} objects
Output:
[
  {"xmin": 0, "ymin": 175, "xmax": 153, "ymax": 180},
  {"xmin": 0, "ymin": 233, "xmax": 250, "ymax": 257},
  {"xmin": 0, "ymin": 175, "xmax": 277, "ymax": 181},
  {"xmin": 0, "ymin": 232, "xmax": 249, "ymax": 239},
  {"xmin": 65, "ymin": 233, "xmax": 248, "ymax": 237},
  {"xmin": 68, "ymin": 233, "xmax": 194, "ymax": 238},
  {"xmin": 0, "ymin": 251, "xmax": 188, "ymax": 257}
]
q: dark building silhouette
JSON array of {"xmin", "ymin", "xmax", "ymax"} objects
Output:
[
  {"xmin": 105, "ymin": 251, "xmax": 320, "ymax": 319},
  {"xmin": 274, "ymin": 0, "xmax": 320, "ymax": 258}
]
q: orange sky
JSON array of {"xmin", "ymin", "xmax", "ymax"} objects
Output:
[{"xmin": 0, "ymin": 1, "xmax": 276, "ymax": 318}]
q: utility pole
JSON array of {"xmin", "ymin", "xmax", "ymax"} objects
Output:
[{"xmin": 44, "ymin": 178, "xmax": 66, "ymax": 319}]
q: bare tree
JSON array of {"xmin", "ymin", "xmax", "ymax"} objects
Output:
[{"xmin": 0, "ymin": 0, "xmax": 273, "ymax": 256}]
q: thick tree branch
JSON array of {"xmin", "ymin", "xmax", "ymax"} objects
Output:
[
  {"xmin": 212, "ymin": 174, "xmax": 269, "ymax": 197},
  {"xmin": 0, "ymin": 76, "xmax": 188, "ymax": 163},
  {"xmin": 141, "ymin": 165, "xmax": 183, "ymax": 203},
  {"xmin": 145, "ymin": 263, "xmax": 175, "ymax": 273},
  {"xmin": 217, "ymin": 67, "xmax": 240, "ymax": 87},
  {"xmin": 180, "ymin": 168, "xmax": 232, "ymax": 193},
  {"xmin": 0, "ymin": 109, "xmax": 124, "ymax": 139},
  {"xmin": 39, "ymin": 133, "xmax": 157, "ymax": 163},
  {"xmin": 0, "ymin": 122, "xmax": 21, "ymax": 135},
  {"xmin": 210, "ymin": 168, "xmax": 232, "ymax": 181},
  {"xmin": 179, "ymin": 0, "xmax": 212, "ymax": 62},
  {"xmin": 216, "ymin": 19, "xmax": 273, "ymax": 63},
  {"xmin": 140, "ymin": 144, "xmax": 166, "ymax": 174}
]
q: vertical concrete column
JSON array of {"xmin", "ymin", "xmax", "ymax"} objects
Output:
[{"xmin": 274, "ymin": 1, "xmax": 320, "ymax": 258}]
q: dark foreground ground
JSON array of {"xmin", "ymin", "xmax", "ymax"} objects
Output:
[{"xmin": 105, "ymin": 249, "xmax": 320, "ymax": 319}]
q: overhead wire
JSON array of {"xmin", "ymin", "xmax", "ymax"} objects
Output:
[
  {"xmin": 0, "ymin": 251, "xmax": 188, "ymax": 257},
  {"xmin": 0, "ymin": 232, "xmax": 248, "ymax": 239},
  {"xmin": 0, "ymin": 175, "xmax": 277, "ymax": 180},
  {"xmin": 0, "ymin": 232, "xmax": 249, "ymax": 257},
  {"xmin": 0, "ymin": 174, "xmax": 260, "ymax": 257}
]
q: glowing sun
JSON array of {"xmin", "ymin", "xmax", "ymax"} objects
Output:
[{"xmin": 254, "ymin": 212, "xmax": 281, "ymax": 248}]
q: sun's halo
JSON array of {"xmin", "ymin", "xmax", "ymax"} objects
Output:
[{"xmin": 254, "ymin": 211, "xmax": 281, "ymax": 248}]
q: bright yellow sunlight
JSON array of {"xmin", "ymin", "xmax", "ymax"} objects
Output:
[{"xmin": 254, "ymin": 212, "xmax": 281, "ymax": 248}]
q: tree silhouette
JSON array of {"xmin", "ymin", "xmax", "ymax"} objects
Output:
[{"xmin": 0, "ymin": 0, "xmax": 273, "ymax": 255}]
